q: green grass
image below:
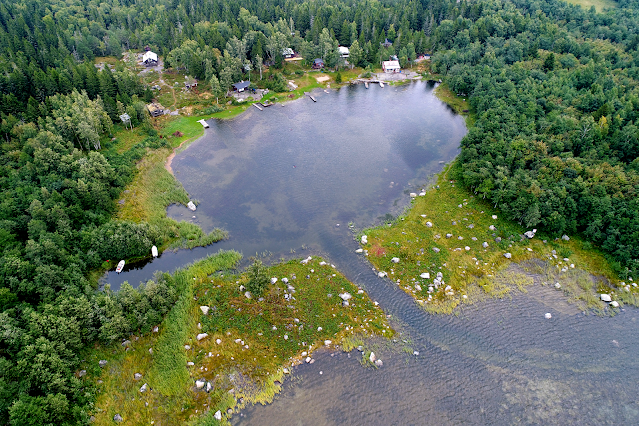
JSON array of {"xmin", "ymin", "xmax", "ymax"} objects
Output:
[
  {"xmin": 87, "ymin": 253, "xmax": 391, "ymax": 425},
  {"xmin": 360, "ymin": 161, "xmax": 630, "ymax": 314},
  {"xmin": 564, "ymin": 0, "xmax": 617, "ymax": 12}
]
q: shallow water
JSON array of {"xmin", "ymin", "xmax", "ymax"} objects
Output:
[{"xmin": 105, "ymin": 82, "xmax": 639, "ymax": 425}]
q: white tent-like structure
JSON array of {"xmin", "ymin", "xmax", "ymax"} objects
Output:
[{"xmin": 143, "ymin": 51, "xmax": 158, "ymax": 65}]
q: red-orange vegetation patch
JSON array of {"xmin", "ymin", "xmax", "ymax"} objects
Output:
[{"xmin": 370, "ymin": 243, "xmax": 386, "ymax": 257}]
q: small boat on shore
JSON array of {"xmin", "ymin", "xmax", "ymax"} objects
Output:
[
  {"xmin": 365, "ymin": 82, "xmax": 369, "ymax": 89},
  {"xmin": 379, "ymin": 81, "xmax": 384, "ymax": 88},
  {"xmin": 116, "ymin": 260, "xmax": 125, "ymax": 273},
  {"xmin": 152, "ymin": 246, "xmax": 158, "ymax": 258}
]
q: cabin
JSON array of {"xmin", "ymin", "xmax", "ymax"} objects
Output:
[
  {"xmin": 146, "ymin": 102, "xmax": 165, "ymax": 117},
  {"xmin": 312, "ymin": 58, "xmax": 325, "ymax": 69},
  {"xmin": 381, "ymin": 38, "xmax": 393, "ymax": 48},
  {"xmin": 282, "ymin": 48, "xmax": 295, "ymax": 58},
  {"xmin": 143, "ymin": 51, "xmax": 158, "ymax": 66},
  {"xmin": 338, "ymin": 46, "xmax": 350, "ymax": 58},
  {"xmin": 185, "ymin": 80, "xmax": 198, "ymax": 89},
  {"xmin": 232, "ymin": 81, "xmax": 250, "ymax": 93},
  {"xmin": 382, "ymin": 60, "xmax": 401, "ymax": 73}
]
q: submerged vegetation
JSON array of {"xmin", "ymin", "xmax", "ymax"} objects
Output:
[{"xmin": 87, "ymin": 253, "xmax": 390, "ymax": 425}]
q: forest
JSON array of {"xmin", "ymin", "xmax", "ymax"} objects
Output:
[{"xmin": 0, "ymin": 0, "xmax": 639, "ymax": 424}]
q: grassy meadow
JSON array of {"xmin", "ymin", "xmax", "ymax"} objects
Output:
[
  {"xmin": 360, "ymin": 162, "xmax": 636, "ymax": 314},
  {"xmin": 86, "ymin": 253, "xmax": 391, "ymax": 425}
]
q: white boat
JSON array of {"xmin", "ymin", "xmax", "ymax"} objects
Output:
[
  {"xmin": 379, "ymin": 81, "xmax": 384, "ymax": 88},
  {"xmin": 116, "ymin": 260, "xmax": 125, "ymax": 273},
  {"xmin": 151, "ymin": 246, "xmax": 158, "ymax": 258},
  {"xmin": 365, "ymin": 82, "xmax": 369, "ymax": 89}
]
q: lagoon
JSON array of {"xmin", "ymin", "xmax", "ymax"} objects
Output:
[{"xmin": 106, "ymin": 82, "xmax": 639, "ymax": 425}]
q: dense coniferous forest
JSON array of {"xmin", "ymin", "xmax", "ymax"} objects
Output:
[{"xmin": 0, "ymin": 0, "xmax": 639, "ymax": 423}]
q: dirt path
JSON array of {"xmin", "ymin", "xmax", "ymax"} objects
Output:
[{"xmin": 164, "ymin": 139, "xmax": 188, "ymax": 176}]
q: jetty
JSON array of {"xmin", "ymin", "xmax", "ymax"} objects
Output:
[
  {"xmin": 197, "ymin": 119, "xmax": 209, "ymax": 128},
  {"xmin": 308, "ymin": 94, "xmax": 317, "ymax": 102},
  {"xmin": 252, "ymin": 103, "xmax": 263, "ymax": 111},
  {"xmin": 365, "ymin": 82, "xmax": 369, "ymax": 89},
  {"xmin": 379, "ymin": 81, "xmax": 384, "ymax": 88}
]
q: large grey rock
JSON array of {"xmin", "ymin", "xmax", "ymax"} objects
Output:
[
  {"xmin": 391, "ymin": 257, "xmax": 400, "ymax": 263},
  {"xmin": 78, "ymin": 370, "xmax": 86, "ymax": 377},
  {"xmin": 99, "ymin": 360, "xmax": 108, "ymax": 368},
  {"xmin": 195, "ymin": 379, "xmax": 205, "ymax": 389},
  {"xmin": 139, "ymin": 383, "xmax": 148, "ymax": 393},
  {"xmin": 610, "ymin": 301, "xmax": 619, "ymax": 308},
  {"xmin": 214, "ymin": 410, "xmax": 222, "ymax": 420},
  {"xmin": 524, "ymin": 230, "xmax": 536, "ymax": 239},
  {"xmin": 562, "ymin": 234, "xmax": 570, "ymax": 241},
  {"xmin": 426, "ymin": 221, "xmax": 433, "ymax": 228},
  {"xmin": 600, "ymin": 294, "xmax": 612, "ymax": 302},
  {"xmin": 378, "ymin": 271, "xmax": 387, "ymax": 278},
  {"xmin": 339, "ymin": 293, "xmax": 352, "ymax": 301},
  {"xmin": 134, "ymin": 373, "xmax": 142, "ymax": 380},
  {"xmin": 197, "ymin": 333, "xmax": 209, "ymax": 341},
  {"xmin": 495, "ymin": 237, "xmax": 502, "ymax": 242},
  {"xmin": 432, "ymin": 247, "xmax": 440, "ymax": 253},
  {"xmin": 200, "ymin": 306, "xmax": 210, "ymax": 315},
  {"xmin": 504, "ymin": 253, "xmax": 512, "ymax": 259},
  {"xmin": 113, "ymin": 414, "xmax": 123, "ymax": 422},
  {"xmin": 374, "ymin": 359, "xmax": 383, "ymax": 367},
  {"xmin": 420, "ymin": 273, "xmax": 430, "ymax": 279},
  {"xmin": 361, "ymin": 235, "xmax": 368, "ymax": 244},
  {"xmin": 187, "ymin": 201, "xmax": 196, "ymax": 211},
  {"xmin": 369, "ymin": 352, "xmax": 376, "ymax": 362},
  {"xmin": 482, "ymin": 242, "xmax": 489, "ymax": 248}
]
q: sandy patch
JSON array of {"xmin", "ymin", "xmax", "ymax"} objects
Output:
[{"xmin": 315, "ymin": 75, "xmax": 330, "ymax": 83}]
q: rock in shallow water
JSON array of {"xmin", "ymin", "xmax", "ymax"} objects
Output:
[{"xmin": 600, "ymin": 294, "xmax": 612, "ymax": 302}]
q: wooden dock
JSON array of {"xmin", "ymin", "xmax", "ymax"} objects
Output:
[
  {"xmin": 308, "ymin": 94, "xmax": 316, "ymax": 102},
  {"xmin": 197, "ymin": 119, "xmax": 210, "ymax": 128},
  {"xmin": 253, "ymin": 103, "xmax": 263, "ymax": 111}
]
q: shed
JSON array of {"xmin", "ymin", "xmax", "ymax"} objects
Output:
[
  {"xmin": 146, "ymin": 102, "xmax": 165, "ymax": 117},
  {"xmin": 232, "ymin": 81, "xmax": 250, "ymax": 92},
  {"xmin": 338, "ymin": 46, "xmax": 350, "ymax": 58},
  {"xmin": 382, "ymin": 60, "xmax": 401, "ymax": 73},
  {"xmin": 312, "ymin": 58, "xmax": 325, "ymax": 69},
  {"xmin": 143, "ymin": 51, "xmax": 158, "ymax": 66}
]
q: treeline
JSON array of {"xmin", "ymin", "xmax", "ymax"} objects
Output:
[{"xmin": 431, "ymin": 0, "xmax": 639, "ymax": 275}]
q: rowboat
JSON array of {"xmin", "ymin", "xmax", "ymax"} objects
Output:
[
  {"xmin": 116, "ymin": 260, "xmax": 125, "ymax": 273},
  {"xmin": 152, "ymin": 246, "xmax": 158, "ymax": 257}
]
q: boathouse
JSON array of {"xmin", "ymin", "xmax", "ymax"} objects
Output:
[
  {"xmin": 282, "ymin": 48, "xmax": 295, "ymax": 58},
  {"xmin": 232, "ymin": 81, "xmax": 250, "ymax": 92},
  {"xmin": 382, "ymin": 60, "xmax": 401, "ymax": 73}
]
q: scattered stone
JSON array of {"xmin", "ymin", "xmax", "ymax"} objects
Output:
[
  {"xmin": 282, "ymin": 278, "xmax": 289, "ymax": 284},
  {"xmin": 195, "ymin": 380, "xmax": 206, "ymax": 389},
  {"xmin": 465, "ymin": 246, "xmax": 470, "ymax": 251},
  {"xmin": 419, "ymin": 192, "xmax": 426, "ymax": 196},
  {"xmin": 610, "ymin": 301, "xmax": 620, "ymax": 308},
  {"xmin": 339, "ymin": 293, "xmax": 352, "ymax": 301},
  {"xmin": 99, "ymin": 360, "xmax": 108, "ymax": 368},
  {"xmin": 504, "ymin": 253, "xmax": 512, "ymax": 259},
  {"xmin": 545, "ymin": 313, "xmax": 552, "ymax": 319},
  {"xmin": 374, "ymin": 359, "xmax": 383, "ymax": 367},
  {"xmin": 197, "ymin": 333, "xmax": 209, "ymax": 341},
  {"xmin": 600, "ymin": 294, "xmax": 612, "ymax": 302},
  {"xmin": 300, "ymin": 256, "xmax": 312, "ymax": 264},
  {"xmin": 185, "ymin": 345, "xmax": 191, "ymax": 350},
  {"xmin": 216, "ymin": 339, "xmax": 222, "ymax": 344},
  {"xmin": 325, "ymin": 340, "xmax": 332, "ymax": 346},
  {"xmin": 149, "ymin": 348, "xmax": 153, "ymax": 355},
  {"xmin": 489, "ymin": 225, "xmax": 495, "ymax": 231},
  {"xmin": 426, "ymin": 221, "xmax": 433, "ymax": 228},
  {"xmin": 270, "ymin": 277, "xmax": 278, "ymax": 284},
  {"xmin": 420, "ymin": 273, "xmax": 430, "ymax": 279},
  {"xmin": 214, "ymin": 410, "xmax": 222, "ymax": 421},
  {"xmin": 458, "ymin": 236, "xmax": 464, "ymax": 240},
  {"xmin": 114, "ymin": 414, "xmax": 123, "ymax": 423},
  {"xmin": 378, "ymin": 272, "xmax": 387, "ymax": 278},
  {"xmin": 495, "ymin": 237, "xmax": 502, "ymax": 243},
  {"xmin": 413, "ymin": 351, "xmax": 419, "ymax": 356},
  {"xmin": 305, "ymin": 356, "xmax": 312, "ymax": 363},
  {"xmin": 187, "ymin": 362, "xmax": 194, "ymax": 366},
  {"xmin": 554, "ymin": 283, "xmax": 561, "ymax": 289},
  {"xmin": 410, "ymin": 192, "xmax": 417, "ymax": 197},
  {"xmin": 78, "ymin": 370, "xmax": 87, "ymax": 377},
  {"xmin": 524, "ymin": 230, "xmax": 536, "ymax": 239},
  {"xmin": 153, "ymin": 326, "xmax": 159, "ymax": 333},
  {"xmin": 140, "ymin": 383, "xmax": 148, "ymax": 393},
  {"xmin": 206, "ymin": 382, "xmax": 212, "ymax": 393},
  {"xmin": 134, "ymin": 373, "xmax": 142, "ymax": 380},
  {"xmin": 562, "ymin": 235, "xmax": 570, "ymax": 241},
  {"xmin": 121, "ymin": 340, "xmax": 131, "ymax": 347},
  {"xmin": 433, "ymin": 247, "xmax": 440, "ymax": 253},
  {"xmin": 319, "ymin": 261, "xmax": 327, "ymax": 266},
  {"xmin": 200, "ymin": 306, "xmax": 210, "ymax": 315},
  {"xmin": 492, "ymin": 215, "xmax": 498, "ymax": 219},
  {"xmin": 369, "ymin": 352, "xmax": 376, "ymax": 363},
  {"xmin": 482, "ymin": 242, "xmax": 489, "ymax": 248},
  {"xmin": 361, "ymin": 235, "xmax": 368, "ymax": 244},
  {"xmin": 187, "ymin": 201, "xmax": 196, "ymax": 211},
  {"xmin": 446, "ymin": 234, "xmax": 453, "ymax": 239},
  {"xmin": 391, "ymin": 257, "xmax": 400, "ymax": 263},
  {"xmin": 355, "ymin": 248, "xmax": 363, "ymax": 253},
  {"xmin": 245, "ymin": 291, "xmax": 252, "ymax": 299}
]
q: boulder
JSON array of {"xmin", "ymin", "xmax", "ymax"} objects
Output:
[
  {"xmin": 600, "ymin": 294, "xmax": 612, "ymax": 302},
  {"xmin": 300, "ymin": 256, "xmax": 312, "ymax": 264},
  {"xmin": 489, "ymin": 225, "xmax": 495, "ymax": 231},
  {"xmin": 140, "ymin": 383, "xmax": 148, "ymax": 393},
  {"xmin": 244, "ymin": 291, "xmax": 252, "ymax": 299},
  {"xmin": 319, "ymin": 261, "xmax": 327, "ymax": 266},
  {"xmin": 495, "ymin": 237, "xmax": 502, "ymax": 242},
  {"xmin": 410, "ymin": 192, "xmax": 417, "ymax": 197},
  {"xmin": 391, "ymin": 257, "xmax": 400, "ymax": 263},
  {"xmin": 369, "ymin": 352, "xmax": 376, "ymax": 362},
  {"xmin": 419, "ymin": 192, "xmax": 426, "ymax": 196},
  {"xmin": 153, "ymin": 326, "xmax": 159, "ymax": 333},
  {"xmin": 197, "ymin": 333, "xmax": 208, "ymax": 341},
  {"xmin": 325, "ymin": 340, "xmax": 332, "ymax": 346},
  {"xmin": 378, "ymin": 271, "xmax": 387, "ymax": 278},
  {"xmin": 114, "ymin": 414, "xmax": 123, "ymax": 423},
  {"xmin": 185, "ymin": 345, "xmax": 191, "ymax": 350},
  {"xmin": 426, "ymin": 221, "xmax": 433, "ymax": 228},
  {"xmin": 282, "ymin": 278, "xmax": 289, "ymax": 284},
  {"xmin": 270, "ymin": 277, "xmax": 278, "ymax": 284},
  {"xmin": 214, "ymin": 411, "xmax": 222, "ymax": 421},
  {"xmin": 134, "ymin": 373, "xmax": 142, "ymax": 380},
  {"xmin": 361, "ymin": 235, "xmax": 368, "ymax": 244},
  {"xmin": 79, "ymin": 370, "xmax": 87, "ymax": 377},
  {"xmin": 216, "ymin": 339, "xmax": 222, "ymax": 344},
  {"xmin": 545, "ymin": 313, "xmax": 552, "ymax": 319},
  {"xmin": 187, "ymin": 201, "xmax": 196, "ymax": 211},
  {"xmin": 524, "ymin": 230, "xmax": 536, "ymax": 239},
  {"xmin": 99, "ymin": 360, "xmax": 108, "ymax": 368},
  {"xmin": 492, "ymin": 215, "xmax": 498, "ymax": 219},
  {"xmin": 195, "ymin": 380, "xmax": 205, "ymax": 389},
  {"xmin": 206, "ymin": 382, "xmax": 212, "ymax": 393},
  {"xmin": 504, "ymin": 253, "xmax": 512, "ymax": 259},
  {"xmin": 374, "ymin": 359, "xmax": 383, "ymax": 367},
  {"xmin": 446, "ymin": 234, "xmax": 453, "ymax": 238},
  {"xmin": 433, "ymin": 247, "xmax": 440, "ymax": 253},
  {"xmin": 339, "ymin": 293, "xmax": 352, "ymax": 301},
  {"xmin": 610, "ymin": 301, "xmax": 619, "ymax": 308},
  {"xmin": 562, "ymin": 234, "xmax": 570, "ymax": 241},
  {"xmin": 355, "ymin": 248, "xmax": 363, "ymax": 253},
  {"xmin": 482, "ymin": 242, "xmax": 489, "ymax": 248},
  {"xmin": 420, "ymin": 273, "xmax": 430, "ymax": 279},
  {"xmin": 305, "ymin": 356, "xmax": 312, "ymax": 363},
  {"xmin": 200, "ymin": 306, "xmax": 210, "ymax": 315}
]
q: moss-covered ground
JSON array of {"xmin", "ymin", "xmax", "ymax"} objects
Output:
[
  {"xmin": 86, "ymin": 253, "xmax": 391, "ymax": 425},
  {"xmin": 360, "ymin": 162, "xmax": 637, "ymax": 314}
]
